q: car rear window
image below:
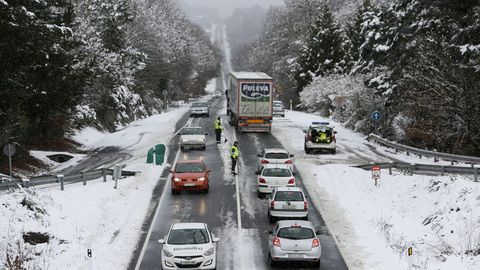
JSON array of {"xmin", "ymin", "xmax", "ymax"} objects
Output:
[
  {"xmin": 181, "ymin": 128, "xmax": 203, "ymax": 135},
  {"xmin": 175, "ymin": 163, "xmax": 205, "ymax": 173},
  {"xmin": 192, "ymin": 102, "xmax": 207, "ymax": 107},
  {"xmin": 274, "ymin": 191, "xmax": 304, "ymax": 201},
  {"xmin": 262, "ymin": 168, "xmax": 291, "ymax": 177},
  {"xmin": 265, "ymin": 152, "xmax": 289, "ymax": 159},
  {"xmin": 277, "ymin": 227, "xmax": 314, "ymax": 240},
  {"xmin": 168, "ymin": 229, "xmax": 210, "ymax": 245}
]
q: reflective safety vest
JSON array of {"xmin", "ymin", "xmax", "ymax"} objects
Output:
[
  {"xmin": 214, "ymin": 119, "xmax": 222, "ymax": 130},
  {"xmin": 231, "ymin": 145, "xmax": 239, "ymax": 159}
]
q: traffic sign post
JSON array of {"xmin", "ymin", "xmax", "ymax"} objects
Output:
[
  {"xmin": 372, "ymin": 165, "xmax": 381, "ymax": 186},
  {"xmin": 3, "ymin": 144, "xmax": 16, "ymax": 177},
  {"xmin": 371, "ymin": 111, "xmax": 381, "ymax": 132}
]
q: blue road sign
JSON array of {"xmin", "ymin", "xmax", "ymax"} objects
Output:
[{"xmin": 371, "ymin": 111, "xmax": 381, "ymax": 122}]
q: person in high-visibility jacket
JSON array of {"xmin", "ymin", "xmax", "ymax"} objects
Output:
[
  {"xmin": 214, "ymin": 117, "xmax": 223, "ymax": 144},
  {"xmin": 231, "ymin": 141, "xmax": 239, "ymax": 175}
]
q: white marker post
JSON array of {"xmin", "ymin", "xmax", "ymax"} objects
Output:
[{"xmin": 372, "ymin": 165, "xmax": 381, "ymax": 186}]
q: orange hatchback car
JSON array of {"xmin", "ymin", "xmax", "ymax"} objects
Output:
[{"xmin": 170, "ymin": 160, "xmax": 210, "ymax": 194}]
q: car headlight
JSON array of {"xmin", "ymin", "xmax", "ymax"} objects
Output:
[
  {"xmin": 203, "ymin": 247, "xmax": 214, "ymax": 256},
  {"xmin": 173, "ymin": 177, "xmax": 181, "ymax": 182},
  {"xmin": 197, "ymin": 177, "xmax": 205, "ymax": 181},
  {"xmin": 163, "ymin": 248, "xmax": 173, "ymax": 257}
]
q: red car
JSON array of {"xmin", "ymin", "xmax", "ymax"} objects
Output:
[{"xmin": 170, "ymin": 160, "xmax": 210, "ymax": 194}]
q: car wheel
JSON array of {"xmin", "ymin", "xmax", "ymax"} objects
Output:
[
  {"xmin": 257, "ymin": 191, "xmax": 264, "ymax": 198},
  {"xmin": 331, "ymin": 149, "xmax": 336, "ymax": 154},
  {"xmin": 304, "ymin": 214, "xmax": 309, "ymax": 221},
  {"xmin": 304, "ymin": 144, "xmax": 311, "ymax": 154},
  {"xmin": 204, "ymin": 185, "xmax": 209, "ymax": 193},
  {"xmin": 171, "ymin": 189, "xmax": 178, "ymax": 195},
  {"xmin": 268, "ymin": 212, "xmax": 275, "ymax": 223},
  {"xmin": 313, "ymin": 259, "xmax": 321, "ymax": 268},
  {"xmin": 269, "ymin": 253, "xmax": 277, "ymax": 267}
]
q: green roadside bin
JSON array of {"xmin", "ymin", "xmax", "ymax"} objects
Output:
[{"xmin": 155, "ymin": 144, "xmax": 166, "ymax": 165}]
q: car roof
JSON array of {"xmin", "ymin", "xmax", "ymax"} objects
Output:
[
  {"xmin": 176, "ymin": 159, "xmax": 204, "ymax": 164},
  {"xmin": 261, "ymin": 164, "xmax": 291, "ymax": 169},
  {"xmin": 276, "ymin": 220, "xmax": 313, "ymax": 229},
  {"xmin": 263, "ymin": 148, "xmax": 289, "ymax": 154},
  {"xmin": 171, "ymin": 223, "xmax": 207, "ymax": 230},
  {"xmin": 274, "ymin": 186, "xmax": 303, "ymax": 192},
  {"xmin": 183, "ymin": 126, "xmax": 202, "ymax": 129}
]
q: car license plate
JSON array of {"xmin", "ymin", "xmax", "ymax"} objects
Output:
[
  {"xmin": 182, "ymin": 260, "xmax": 196, "ymax": 264},
  {"xmin": 288, "ymin": 253, "xmax": 304, "ymax": 258},
  {"xmin": 184, "ymin": 183, "xmax": 195, "ymax": 187},
  {"xmin": 282, "ymin": 204, "xmax": 295, "ymax": 210}
]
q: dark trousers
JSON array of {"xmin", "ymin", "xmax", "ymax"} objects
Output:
[
  {"xmin": 215, "ymin": 129, "xmax": 221, "ymax": 142},
  {"xmin": 231, "ymin": 157, "xmax": 237, "ymax": 173}
]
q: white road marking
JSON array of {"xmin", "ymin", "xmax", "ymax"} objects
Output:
[{"xmin": 134, "ymin": 118, "xmax": 192, "ymax": 270}]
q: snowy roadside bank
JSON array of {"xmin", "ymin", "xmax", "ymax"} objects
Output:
[
  {"xmin": 272, "ymin": 110, "xmax": 480, "ymax": 270},
  {"xmin": 0, "ymin": 106, "xmax": 189, "ymax": 269}
]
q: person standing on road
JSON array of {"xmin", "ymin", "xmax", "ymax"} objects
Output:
[
  {"xmin": 231, "ymin": 141, "xmax": 239, "ymax": 175},
  {"xmin": 214, "ymin": 117, "xmax": 223, "ymax": 144}
]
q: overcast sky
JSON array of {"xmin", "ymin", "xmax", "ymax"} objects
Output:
[{"xmin": 179, "ymin": 0, "xmax": 283, "ymax": 17}]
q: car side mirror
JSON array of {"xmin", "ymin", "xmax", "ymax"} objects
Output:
[
  {"xmin": 205, "ymin": 133, "xmax": 208, "ymax": 136},
  {"xmin": 255, "ymin": 171, "xmax": 260, "ymax": 175},
  {"xmin": 257, "ymin": 153, "xmax": 262, "ymax": 157},
  {"xmin": 305, "ymin": 195, "xmax": 309, "ymax": 199},
  {"xmin": 334, "ymin": 131, "xmax": 337, "ymax": 134},
  {"xmin": 303, "ymin": 129, "xmax": 307, "ymax": 133},
  {"xmin": 289, "ymin": 154, "xmax": 294, "ymax": 158},
  {"xmin": 266, "ymin": 230, "xmax": 273, "ymax": 235},
  {"xmin": 292, "ymin": 171, "xmax": 297, "ymax": 176},
  {"xmin": 212, "ymin": 237, "xmax": 220, "ymax": 242},
  {"xmin": 158, "ymin": 239, "xmax": 165, "ymax": 244},
  {"xmin": 207, "ymin": 170, "xmax": 211, "ymax": 173},
  {"xmin": 316, "ymin": 230, "xmax": 322, "ymax": 235}
]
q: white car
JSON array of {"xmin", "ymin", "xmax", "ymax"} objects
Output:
[
  {"xmin": 303, "ymin": 121, "xmax": 337, "ymax": 154},
  {"xmin": 180, "ymin": 127, "xmax": 207, "ymax": 151},
  {"xmin": 268, "ymin": 220, "xmax": 321, "ymax": 267},
  {"xmin": 272, "ymin": 101, "xmax": 285, "ymax": 117},
  {"xmin": 257, "ymin": 164, "xmax": 295, "ymax": 197},
  {"xmin": 190, "ymin": 102, "xmax": 209, "ymax": 117},
  {"xmin": 257, "ymin": 148, "xmax": 294, "ymax": 172},
  {"xmin": 158, "ymin": 223, "xmax": 219, "ymax": 270},
  {"xmin": 213, "ymin": 92, "xmax": 221, "ymax": 98},
  {"xmin": 267, "ymin": 187, "xmax": 308, "ymax": 222}
]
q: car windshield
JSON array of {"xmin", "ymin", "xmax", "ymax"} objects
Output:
[
  {"xmin": 262, "ymin": 168, "xmax": 291, "ymax": 177},
  {"xmin": 168, "ymin": 229, "xmax": 210, "ymax": 245},
  {"xmin": 277, "ymin": 227, "xmax": 314, "ymax": 240},
  {"xmin": 265, "ymin": 152, "xmax": 289, "ymax": 159},
  {"xmin": 192, "ymin": 102, "xmax": 207, "ymax": 107},
  {"xmin": 181, "ymin": 128, "xmax": 203, "ymax": 135},
  {"xmin": 175, "ymin": 163, "xmax": 205, "ymax": 173},
  {"xmin": 275, "ymin": 191, "xmax": 303, "ymax": 201}
]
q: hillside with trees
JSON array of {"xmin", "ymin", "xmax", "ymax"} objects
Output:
[
  {"xmin": 0, "ymin": 0, "xmax": 220, "ymax": 172},
  {"xmin": 236, "ymin": 0, "xmax": 480, "ymax": 155}
]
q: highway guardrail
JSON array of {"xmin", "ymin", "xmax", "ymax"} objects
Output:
[
  {"xmin": 0, "ymin": 167, "xmax": 138, "ymax": 191},
  {"xmin": 367, "ymin": 134, "xmax": 480, "ymax": 164},
  {"xmin": 356, "ymin": 161, "xmax": 479, "ymax": 182}
]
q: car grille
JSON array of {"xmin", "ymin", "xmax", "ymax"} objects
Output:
[
  {"xmin": 175, "ymin": 255, "xmax": 202, "ymax": 259},
  {"xmin": 174, "ymin": 262, "xmax": 202, "ymax": 268}
]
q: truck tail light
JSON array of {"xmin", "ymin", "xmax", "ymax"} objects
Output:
[
  {"xmin": 259, "ymin": 178, "xmax": 266, "ymax": 184},
  {"xmin": 273, "ymin": 237, "xmax": 281, "ymax": 247},
  {"xmin": 312, "ymin": 238, "xmax": 319, "ymax": 248},
  {"xmin": 288, "ymin": 178, "xmax": 295, "ymax": 184}
]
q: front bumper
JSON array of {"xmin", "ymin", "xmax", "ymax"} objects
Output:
[
  {"xmin": 180, "ymin": 141, "xmax": 206, "ymax": 149},
  {"xmin": 258, "ymin": 183, "xmax": 295, "ymax": 194},
  {"xmin": 172, "ymin": 181, "xmax": 208, "ymax": 191},
  {"xmin": 269, "ymin": 209, "xmax": 308, "ymax": 218},
  {"xmin": 190, "ymin": 110, "xmax": 209, "ymax": 116},
  {"xmin": 162, "ymin": 254, "xmax": 216, "ymax": 269},
  {"xmin": 270, "ymin": 246, "xmax": 321, "ymax": 263},
  {"xmin": 305, "ymin": 141, "xmax": 336, "ymax": 149}
]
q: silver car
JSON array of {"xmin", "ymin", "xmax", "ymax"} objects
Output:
[
  {"xmin": 267, "ymin": 220, "xmax": 321, "ymax": 267},
  {"xmin": 179, "ymin": 127, "xmax": 207, "ymax": 151},
  {"xmin": 267, "ymin": 187, "xmax": 308, "ymax": 222},
  {"xmin": 190, "ymin": 102, "xmax": 209, "ymax": 117},
  {"xmin": 257, "ymin": 148, "xmax": 294, "ymax": 173}
]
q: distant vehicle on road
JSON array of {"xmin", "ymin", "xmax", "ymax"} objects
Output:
[
  {"xmin": 267, "ymin": 220, "xmax": 321, "ymax": 267},
  {"xmin": 213, "ymin": 91, "xmax": 221, "ymax": 98},
  {"xmin": 303, "ymin": 122, "xmax": 337, "ymax": 154},
  {"xmin": 190, "ymin": 102, "xmax": 209, "ymax": 117},
  {"xmin": 267, "ymin": 187, "xmax": 308, "ymax": 222},
  {"xmin": 257, "ymin": 148, "xmax": 294, "ymax": 173},
  {"xmin": 227, "ymin": 72, "xmax": 273, "ymax": 132},
  {"xmin": 179, "ymin": 127, "xmax": 207, "ymax": 151},
  {"xmin": 272, "ymin": 101, "xmax": 285, "ymax": 117},
  {"xmin": 170, "ymin": 160, "xmax": 210, "ymax": 194},
  {"xmin": 158, "ymin": 222, "xmax": 219, "ymax": 270},
  {"xmin": 257, "ymin": 164, "xmax": 295, "ymax": 197}
]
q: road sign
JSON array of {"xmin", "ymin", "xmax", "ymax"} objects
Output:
[
  {"xmin": 3, "ymin": 144, "xmax": 15, "ymax": 157},
  {"xmin": 371, "ymin": 111, "xmax": 381, "ymax": 122},
  {"xmin": 372, "ymin": 165, "xmax": 381, "ymax": 178}
]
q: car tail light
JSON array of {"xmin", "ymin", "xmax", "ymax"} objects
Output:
[
  {"xmin": 270, "ymin": 200, "xmax": 275, "ymax": 209},
  {"xmin": 312, "ymin": 238, "xmax": 320, "ymax": 248},
  {"xmin": 259, "ymin": 178, "xmax": 266, "ymax": 184},
  {"xmin": 261, "ymin": 159, "xmax": 269, "ymax": 164},
  {"xmin": 288, "ymin": 178, "xmax": 295, "ymax": 184},
  {"xmin": 304, "ymin": 201, "xmax": 308, "ymax": 210},
  {"xmin": 285, "ymin": 160, "xmax": 293, "ymax": 164},
  {"xmin": 273, "ymin": 237, "xmax": 281, "ymax": 247}
]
